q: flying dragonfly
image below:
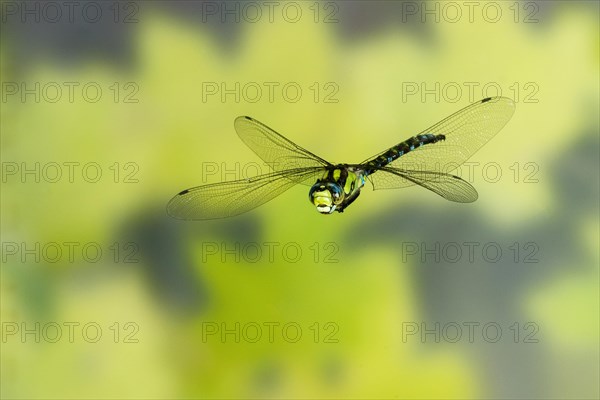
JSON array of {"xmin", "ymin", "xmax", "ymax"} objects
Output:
[{"xmin": 167, "ymin": 97, "xmax": 515, "ymax": 220}]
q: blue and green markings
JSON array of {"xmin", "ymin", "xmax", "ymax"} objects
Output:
[{"xmin": 365, "ymin": 133, "xmax": 445, "ymax": 173}]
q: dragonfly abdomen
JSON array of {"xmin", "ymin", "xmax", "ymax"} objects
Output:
[{"xmin": 365, "ymin": 133, "xmax": 445, "ymax": 173}]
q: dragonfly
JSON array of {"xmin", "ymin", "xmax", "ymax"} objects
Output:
[{"xmin": 167, "ymin": 97, "xmax": 515, "ymax": 220}]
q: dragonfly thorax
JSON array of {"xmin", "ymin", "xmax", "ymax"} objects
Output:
[{"xmin": 308, "ymin": 166, "xmax": 365, "ymax": 214}]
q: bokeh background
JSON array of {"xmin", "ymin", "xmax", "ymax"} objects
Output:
[{"xmin": 1, "ymin": 1, "xmax": 598, "ymax": 399}]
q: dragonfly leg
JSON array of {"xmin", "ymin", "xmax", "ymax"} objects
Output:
[{"xmin": 337, "ymin": 189, "xmax": 361, "ymax": 213}]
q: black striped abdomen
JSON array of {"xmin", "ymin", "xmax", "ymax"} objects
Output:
[{"xmin": 365, "ymin": 133, "xmax": 445, "ymax": 173}]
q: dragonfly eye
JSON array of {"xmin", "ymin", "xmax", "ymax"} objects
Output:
[
  {"xmin": 309, "ymin": 182, "xmax": 343, "ymax": 214},
  {"xmin": 327, "ymin": 183, "xmax": 343, "ymax": 200}
]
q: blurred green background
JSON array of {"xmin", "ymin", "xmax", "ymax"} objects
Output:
[{"xmin": 1, "ymin": 1, "xmax": 598, "ymax": 399}]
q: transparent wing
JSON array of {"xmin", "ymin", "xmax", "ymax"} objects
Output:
[
  {"xmin": 235, "ymin": 116, "xmax": 332, "ymax": 184},
  {"xmin": 372, "ymin": 167, "xmax": 478, "ymax": 203},
  {"xmin": 166, "ymin": 168, "xmax": 323, "ymax": 220},
  {"xmin": 366, "ymin": 97, "xmax": 515, "ymax": 189}
]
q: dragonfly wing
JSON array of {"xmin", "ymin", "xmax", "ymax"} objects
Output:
[
  {"xmin": 235, "ymin": 116, "xmax": 331, "ymax": 184},
  {"xmin": 364, "ymin": 97, "xmax": 515, "ymax": 173},
  {"xmin": 167, "ymin": 168, "xmax": 323, "ymax": 220},
  {"xmin": 369, "ymin": 167, "xmax": 478, "ymax": 203}
]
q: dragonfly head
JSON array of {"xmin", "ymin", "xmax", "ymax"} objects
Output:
[{"xmin": 309, "ymin": 181, "xmax": 344, "ymax": 214}]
